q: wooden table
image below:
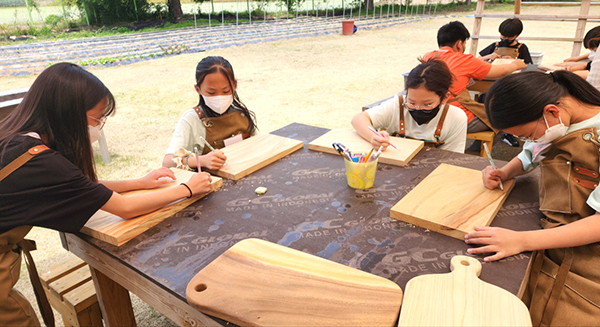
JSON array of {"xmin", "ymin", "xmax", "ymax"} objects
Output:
[{"xmin": 62, "ymin": 123, "xmax": 542, "ymax": 327}]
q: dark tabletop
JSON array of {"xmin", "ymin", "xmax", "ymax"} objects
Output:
[{"xmin": 76, "ymin": 123, "xmax": 542, "ymax": 302}]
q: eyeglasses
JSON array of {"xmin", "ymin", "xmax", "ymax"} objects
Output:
[
  {"xmin": 513, "ymin": 116, "xmax": 542, "ymax": 142},
  {"xmin": 88, "ymin": 115, "xmax": 107, "ymax": 129},
  {"xmin": 403, "ymin": 101, "xmax": 439, "ymax": 113}
]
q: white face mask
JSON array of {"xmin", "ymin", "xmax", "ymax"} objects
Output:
[
  {"xmin": 88, "ymin": 124, "xmax": 102, "ymax": 144},
  {"xmin": 590, "ymin": 50, "xmax": 596, "ymax": 61},
  {"xmin": 533, "ymin": 114, "xmax": 568, "ymax": 144},
  {"xmin": 202, "ymin": 94, "xmax": 233, "ymax": 114}
]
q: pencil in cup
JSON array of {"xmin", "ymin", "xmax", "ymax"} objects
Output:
[{"xmin": 344, "ymin": 151, "xmax": 379, "ymax": 189}]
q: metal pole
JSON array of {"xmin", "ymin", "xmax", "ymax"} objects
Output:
[
  {"xmin": 24, "ymin": 0, "xmax": 34, "ymax": 28},
  {"xmin": 343, "ymin": 0, "xmax": 345, "ymax": 18},
  {"xmin": 132, "ymin": 0, "xmax": 139, "ymax": 20},
  {"xmin": 60, "ymin": 0, "xmax": 69, "ymax": 28},
  {"xmin": 82, "ymin": 0, "xmax": 90, "ymax": 25}
]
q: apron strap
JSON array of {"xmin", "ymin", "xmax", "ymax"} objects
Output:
[
  {"xmin": 0, "ymin": 145, "xmax": 54, "ymax": 327},
  {"xmin": 526, "ymin": 250, "xmax": 545, "ymax": 308},
  {"xmin": 434, "ymin": 104, "xmax": 450, "ymax": 141},
  {"xmin": 193, "ymin": 106, "xmax": 205, "ymax": 120},
  {"xmin": 0, "ymin": 145, "xmax": 48, "ymax": 182},
  {"xmin": 398, "ymin": 96, "xmax": 405, "ymax": 136},
  {"xmin": 540, "ymin": 248, "xmax": 573, "ymax": 327},
  {"xmin": 17, "ymin": 239, "xmax": 55, "ymax": 327}
]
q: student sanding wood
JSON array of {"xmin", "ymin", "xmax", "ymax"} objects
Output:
[
  {"xmin": 0, "ymin": 63, "xmax": 213, "ymax": 327},
  {"xmin": 162, "ymin": 56, "xmax": 258, "ymax": 171},
  {"xmin": 465, "ymin": 70, "xmax": 600, "ymax": 326},
  {"xmin": 352, "ymin": 59, "xmax": 468, "ymax": 154}
]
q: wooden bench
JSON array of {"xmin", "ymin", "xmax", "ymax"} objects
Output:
[
  {"xmin": 361, "ymin": 95, "xmax": 494, "ymax": 157},
  {"xmin": 0, "ymin": 88, "xmax": 111, "ymax": 164},
  {"xmin": 467, "ymin": 131, "xmax": 495, "ymax": 157},
  {"xmin": 39, "ymin": 254, "xmax": 102, "ymax": 327}
]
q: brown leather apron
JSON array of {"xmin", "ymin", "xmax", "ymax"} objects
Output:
[
  {"xmin": 454, "ymin": 89, "xmax": 499, "ymax": 133},
  {"xmin": 433, "ymin": 50, "xmax": 498, "ymax": 133},
  {"xmin": 391, "ymin": 95, "xmax": 449, "ymax": 147},
  {"xmin": 493, "ymin": 41, "xmax": 522, "ymax": 59},
  {"xmin": 194, "ymin": 107, "xmax": 252, "ymax": 155},
  {"xmin": 0, "ymin": 144, "xmax": 54, "ymax": 327},
  {"xmin": 522, "ymin": 128, "xmax": 600, "ymax": 326}
]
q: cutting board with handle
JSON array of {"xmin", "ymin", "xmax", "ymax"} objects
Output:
[
  {"xmin": 398, "ymin": 255, "xmax": 532, "ymax": 326},
  {"xmin": 308, "ymin": 129, "xmax": 423, "ymax": 167},
  {"xmin": 186, "ymin": 238, "xmax": 403, "ymax": 327},
  {"xmin": 205, "ymin": 133, "xmax": 303, "ymax": 180},
  {"xmin": 390, "ymin": 163, "xmax": 515, "ymax": 240},
  {"xmin": 81, "ymin": 168, "xmax": 222, "ymax": 246}
]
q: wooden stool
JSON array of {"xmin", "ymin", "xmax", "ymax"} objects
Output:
[
  {"xmin": 39, "ymin": 254, "xmax": 102, "ymax": 327},
  {"xmin": 467, "ymin": 131, "xmax": 495, "ymax": 157}
]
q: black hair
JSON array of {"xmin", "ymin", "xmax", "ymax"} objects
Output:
[
  {"xmin": 405, "ymin": 59, "xmax": 454, "ymax": 98},
  {"xmin": 195, "ymin": 56, "xmax": 257, "ymax": 135},
  {"xmin": 437, "ymin": 21, "xmax": 470, "ymax": 47},
  {"xmin": 484, "ymin": 70, "xmax": 600, "ymax": 129},
  {"xmin": 0, "ymin": 62, "xmax": 115, "ymax": 182},
  {"xmin": 584, "ymin": 26, "xmax": 600, "ymax": 49},
  {"xmin": 499, "ymin": 18, "xmax": 523, "ymax": 38}
]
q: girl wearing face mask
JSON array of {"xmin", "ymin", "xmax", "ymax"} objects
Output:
[
  {"xmin": 163, "ymin": 56, "xmax": 258, "ymax": 171},
  {"xmin": 0, "ymin": 63, "xmax": 213, "ymax": 327},
  {"xmin": 352, "ymin": 59, "xmax": 467, "ymax": 154},
  {"xmin": 465, "ymin": 70, "xmax": 600, "ymax": 326}
]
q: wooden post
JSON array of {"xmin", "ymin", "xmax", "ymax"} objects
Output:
[
  {"xmin": 89, "ymin": 267, "xmax": 137, "ymax": 327},
  {"xmin": 514, "ymin": 0, "xmax": 521, "ymax": 14},
  {"xmin": 572, "ymin": 0, "xmax": 591, "ymax": 57},
  {"xmin": 470, "ymin": 0, "xmax": 486, "ymax": 55}
]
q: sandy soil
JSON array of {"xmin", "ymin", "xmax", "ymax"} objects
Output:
[{"xmin": 2, "ymin": 4, "xmax": 598, "ymax": 326}]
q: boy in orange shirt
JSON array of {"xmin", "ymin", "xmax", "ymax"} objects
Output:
[{"xmin": 422, "ymin": 21, "xmax": 527, "ymax": 148}]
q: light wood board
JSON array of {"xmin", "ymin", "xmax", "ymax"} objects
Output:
[
  {"xmin": 390, "ymin": 164, "xmax": 515, "ymax": 240},
  {"xmin": 206, "ymin": 133, "xmax": 303, "ymax": 180},
  {"xmin": 398, "ymin": 256, "xmax": 531, "ymax": 326},
  {"xmin": 537, "ymin": 63, "xmax": 568, "ymax": 72},
  {"xmin": 81, "ymin": 168, "xmax": 222, "ymax": 246},
  {"xmin": 186, "ymin": 238, "xmax": 403, "ymax": 327},
  {"xmin": 308, "ymin": 129, "xmax": 423, "ymax": 167}
]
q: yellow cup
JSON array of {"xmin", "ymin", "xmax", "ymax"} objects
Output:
[{"xmin": 344, "ymin": 157, "xmax": 378, "ymax": 189}]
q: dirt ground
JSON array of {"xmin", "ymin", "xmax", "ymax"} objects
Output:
[{"xmin": 2, "ymin": 5, "xmax": 599, "ymax": 326}]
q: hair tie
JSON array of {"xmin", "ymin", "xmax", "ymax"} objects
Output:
[{"xmin": 549, "ymin": 71, "xmax": 558, "ymax": 82}]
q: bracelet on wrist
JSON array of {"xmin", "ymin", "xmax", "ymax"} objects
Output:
[{"xmin": 180, "ymin": 182, "xmax": 193, "ymax": 198}]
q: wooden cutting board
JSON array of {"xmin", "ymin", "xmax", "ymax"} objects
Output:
[
  {"xmin": 186, "ymin": 238, "xmax": 403, "ymax": 327},
  {"xmin": 390, "ymin": 164, "xmax": 514, "ymax": 240},
  {"xmin": 308, "ymin": 129, "xmax": 423, "ymax": 167},
  {"xmin": 398, "ymin": 255, "xmax": 532, "ymax": 326},
  {"xmin": 81, "ymin": 168, "xmax": 222, "ymax": 246},
  {"xmin": 205, "ymin": 133, "xmax": 303, "ymax": 180}
]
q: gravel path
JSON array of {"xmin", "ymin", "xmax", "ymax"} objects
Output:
[{"xmin": 0, "ymin": 14, "xmax": 438, "ymax": 76}]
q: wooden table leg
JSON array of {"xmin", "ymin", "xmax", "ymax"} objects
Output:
[{"xmin": 89, "ymin": 266, "xmax": 136, "ymax": 327}]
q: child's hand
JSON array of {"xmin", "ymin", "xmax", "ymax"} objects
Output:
[
  {"xmin": 564, "ymin": 56, "xmax": 579, "ymax": 62},
  {"xmin": 187, "ymin": 172, "xmax": 213, "ymax": 195},
  {"xmin": 513, "ymin": 59, "xmax": 528, "ymax": 70},
  {"xmin": 201, "ymin": 150, "xmax": 227, "ymax": 170},
  {"xmin": 482, "ymin": 165, "xmax": 506, "ymax": 190},
  {"xmin": 465, "ymin": 226, "xmax": 525, "ymax": 262},
  {"xmin": 370, "ymin": 130, "xmax": 390, "ymax": 151},
  {"xmin": 138, "ymin": 167, "xmax": 176, "ymax": 189}
]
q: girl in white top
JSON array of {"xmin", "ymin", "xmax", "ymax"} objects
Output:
[
  {"xmin": 163, "ymin": 56, "xmax": 258, "ymax": 171},
  {"xmin": 352, "ymin": 59, "xmax": 467, "ymax": 153}
]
